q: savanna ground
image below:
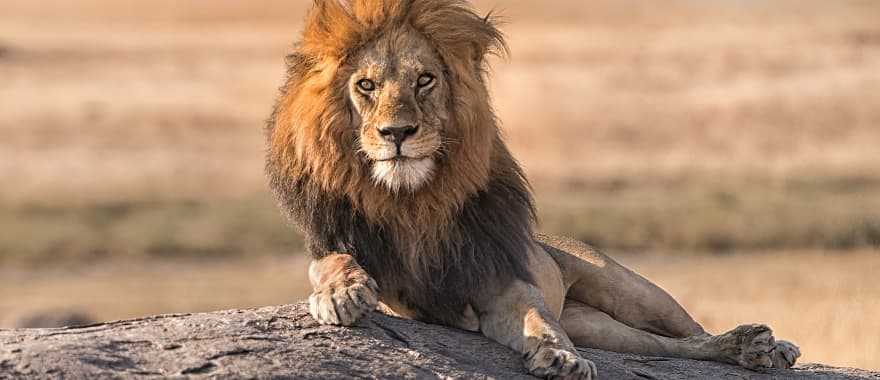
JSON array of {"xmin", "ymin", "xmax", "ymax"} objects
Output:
[{"xmin": 1, "ymin": 0, "xmax": 878, "ymax": 370}]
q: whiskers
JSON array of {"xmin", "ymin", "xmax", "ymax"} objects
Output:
[
  {"xmin": 436, "ymin": 136, "xmax": 461, "ymax": 159},
  {"xmin": 354, "ymin": 134, "xmax": 366, "ymax": 155}
]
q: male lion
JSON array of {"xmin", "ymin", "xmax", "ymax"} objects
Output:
[{"xmin": 265, "ymin": 1, "xmax": 801, "ymax": 378}]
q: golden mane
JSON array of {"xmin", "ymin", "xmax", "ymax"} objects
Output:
[{"xmin": 267, "ymin": 0, "xmax": 512, "ymax": 235}]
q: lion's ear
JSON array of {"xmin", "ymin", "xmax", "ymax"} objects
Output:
[
  {"xmin": 302, "ymin": 0, "xmax": 361, "ymax": 59},
  {"xmin": 411, "ymin": 3, "xmax": 508, "ymax": 71}
]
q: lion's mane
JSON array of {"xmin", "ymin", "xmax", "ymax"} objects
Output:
[{"xmin": 265, "ymin": 0, "xmax": 535, "ymax": 324}]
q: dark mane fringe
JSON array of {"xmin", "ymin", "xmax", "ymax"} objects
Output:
[{"xmin": 265, "ymin": 0, "xmax": 534, "ymax": 324}]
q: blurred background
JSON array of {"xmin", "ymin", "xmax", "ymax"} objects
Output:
[{"xmin": 1, "ymin": 0, "xmax": 879, "ymax": 369}]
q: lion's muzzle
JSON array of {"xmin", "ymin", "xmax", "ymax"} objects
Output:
[{"xmin": 377, "ymin": 123, "xmax": 420, "ymax": 156}]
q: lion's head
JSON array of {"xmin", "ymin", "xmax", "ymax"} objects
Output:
[{"xmin": 267, "ymin": 0, "xmax": 514, "ymax": 223}]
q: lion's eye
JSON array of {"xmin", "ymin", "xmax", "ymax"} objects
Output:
[
  {"xmin": 417, "ymin": 74, "xmax": 435, "ymax": 89},
  {"xmin": 357, "ymin": 79, "xmax": 376, "ymax": 92}
]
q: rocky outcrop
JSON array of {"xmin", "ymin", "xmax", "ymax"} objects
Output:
[{"xmin": 1, "ymin": 303, "xmax": 876, "ymax": 379}]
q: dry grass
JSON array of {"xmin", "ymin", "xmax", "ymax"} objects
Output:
[
  {"xmin": 1, "ymin": 0, "xmax": 878, "ymax": 257},
  {"xmin": 2, "ymin": 251, "xmax": 878, "ymax": 370},
  {"xmin": 0, "ymin": 197, "xmax": 302, "ymax": 262},
  {"xmin": 536, "ymin": 176, "xmax": 880, "ymax": 252},
  {"xmin": 0, "ymin": 257, "xmax": 313, "ymax": 326},
  {"xmin": 1, "ymin": 0, "xmax": 879, "ymax": 200}
]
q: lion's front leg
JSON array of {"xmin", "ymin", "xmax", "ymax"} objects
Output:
[
  {"xmin": 477, "ymin": 280, "xmax": 597, "ymax": 380},
  {"xmin": 308, "ymin": 253, "xmax": 379, "ymax": 326}
]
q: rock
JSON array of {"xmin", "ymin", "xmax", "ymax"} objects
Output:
[{"xmin": 0, "ymin": 303, "xmax": 876, "ymax": 379}]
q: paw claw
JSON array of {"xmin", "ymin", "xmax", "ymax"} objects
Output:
[
  {"xmin": 712, "ymin": 324, "xmax": 799, "ymax": 370},
  {"xmin": 770, "ymin": 340, "xmax": 801, "ymax": 369},
  {"xmin": 527, "ymin": 346, "xmax": 595, "ymax": 380},
  {"xmin": 712, "ymin": 324, "xmax": 777, "ymax": 370},
  {"xmin": 309, "ymin": 277, "xmax": 379, "ymax": 326}
]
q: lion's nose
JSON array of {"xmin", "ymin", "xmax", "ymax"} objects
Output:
[{"xmin": 378, "ymin": 125, "xmax": 419, "ymax": 146}]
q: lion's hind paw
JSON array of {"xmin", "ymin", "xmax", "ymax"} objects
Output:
[
  {"xmin": 710, "ymin": 324, "xmax": 776, "ymax": 370},
  {"xmin": 526, "ymin": 345, "xmax": 597, "ymax": 380},
  {"xmin": 770, "ymin": 340, "xmax": 801, "ymax": 369}
]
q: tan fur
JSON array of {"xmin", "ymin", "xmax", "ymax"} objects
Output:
[
  {"xmin": 271, "ymin": 1, "xmax": 801, "ymax": 379},
  {"xmin": 534, "ymin": 235, "xmax": 800, "ymax": 372}
]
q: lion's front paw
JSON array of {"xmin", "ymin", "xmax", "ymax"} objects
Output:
[
  {"xmin": 770, "ymin": 340, "xmax": 800, "ymax": 369},
  {"xmin": 711, "ymin": 324, "xmax": 776, "ymax": 370},
  {"xmin": 308, "ymin": 276, "xmax": 379, "ymax": 326},
  {"xmin": 526, "ymin": 345, "xmax": 597, "ymax": 380}
]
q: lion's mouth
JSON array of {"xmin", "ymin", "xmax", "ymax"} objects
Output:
[{"xmin": 375, "ymin": 155, "xmax": 430, "ymax": 163}]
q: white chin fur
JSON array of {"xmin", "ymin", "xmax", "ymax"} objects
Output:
[{"xmin": 372, "ymin": 158, "xmax": 435, "ymax": 192}]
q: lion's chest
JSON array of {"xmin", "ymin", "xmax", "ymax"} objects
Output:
[
  {"xmin": 362, "ymin": 257, "xmax": 484, "ymax": 327},
  {"xmin": 377, "ymin": 290, "xmax": 481, "ymax": 332},
  {"xmin": 290, "ymin": 173, "xmax": 536, "ymax": 328}
]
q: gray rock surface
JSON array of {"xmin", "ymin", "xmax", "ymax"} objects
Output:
[{"xmin": 1, "ymin": 303, "xmax": 877, "ymax": 379}]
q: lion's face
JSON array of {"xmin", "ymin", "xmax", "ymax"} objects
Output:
[{"xmin": 347, "ymin": 28, "xmax": 449, "ymax": 193}]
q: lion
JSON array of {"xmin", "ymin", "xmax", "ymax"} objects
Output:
[{"xmin": 265, "ymin": 1, "xmax": 801, "ymax": 378}]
